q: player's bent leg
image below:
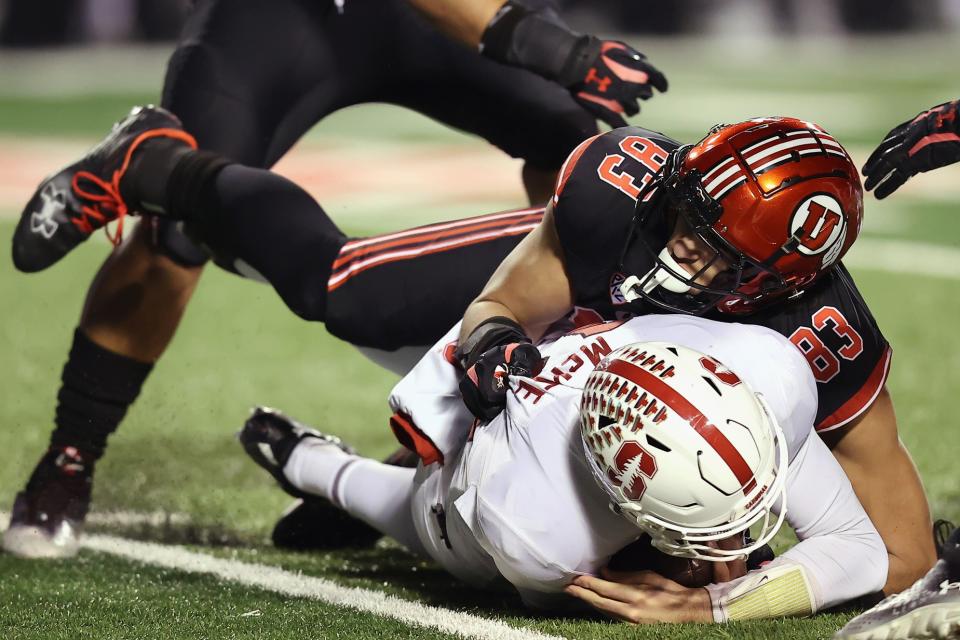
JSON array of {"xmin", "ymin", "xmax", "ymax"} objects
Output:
[
  {"xmin": 823, "ymin": 387, "xmax": 937, "ymax": 594},
  {"xmin": 4, "ymin": 224, "xmax": 202, "ymax": 558},
  {"xmin": 80, "ymin": 222, "xmax": 203, "ymax": 361},
  {"xmin": 99, "ymin": 134, "xmax": 543, "ymax": 347},
  {"xmin": 383, "ymin": 2, "xmax": 595, "ymax": 206},
  {"xmin": 325, "ymin": 207, "xmax": 544, "ymax": 350},
  {"xmin": 239, "ymin": 407, "xmax": 420, "ymax": 552}
]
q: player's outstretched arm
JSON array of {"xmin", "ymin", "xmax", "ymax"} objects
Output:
[
  {"xmin": 863, "ymin": 100, "xmax": 960, "ymax": 199},
  {"xmin": 407, "ymin": 0, "xmax": 668, "ymax": 128},
  {"xmin": 455, "ymin": 203, "xmax": 573, "ymax": 420},
  {"xmin": 823, "ymin": 387, "xmax": 937, "ymax": 594}
]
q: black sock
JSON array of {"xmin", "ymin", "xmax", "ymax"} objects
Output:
[
  {"xmin": 120, "ymin": 139, "xmax": 228, "ymax": 219},
  {"xmin": 49, "ymin": 329, "xmax": 154, "ymax": 460}
]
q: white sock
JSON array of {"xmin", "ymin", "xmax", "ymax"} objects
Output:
[
  {"xmin": 334, "ymin": 459, "xmax": 423, "ymax": 555},
  {"xmin": 283, "ymin": 440, "xmax": 423, "ymax": 554},
  {"xmin": 283, "ymin": 439, "xmax": 356, "ymax": 501}
]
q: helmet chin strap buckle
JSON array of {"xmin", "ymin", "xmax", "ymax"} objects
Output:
[{"xmin": 620, "ymin": 248, "xmax": 693, "ymax": 302}]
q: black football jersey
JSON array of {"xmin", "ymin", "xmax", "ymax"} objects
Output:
[{"xmin": 553, "ymin": 127, "xmax": 891, "ymax": 431}]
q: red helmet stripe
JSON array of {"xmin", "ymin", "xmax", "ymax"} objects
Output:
[{"xmin": 604, "ymin": 357, "xmax": 756, "ymax": 492}]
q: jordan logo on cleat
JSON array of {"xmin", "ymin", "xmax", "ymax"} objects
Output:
[{"xmin": 30, "ymin": 184, "xmax": 65, "ymax": 239}]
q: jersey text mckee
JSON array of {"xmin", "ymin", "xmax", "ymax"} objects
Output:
[{"xmin": 516, "ymin": 337, "xmax": 613, "ymax": 404}]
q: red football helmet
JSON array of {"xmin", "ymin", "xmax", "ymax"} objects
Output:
[{"xmin": 619, "ymin": 117, "xmax": 864, "ymax": 314}]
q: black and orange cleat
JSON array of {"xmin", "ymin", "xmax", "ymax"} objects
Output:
[
  {"xmin": 11, "ymin": 105, "xmax": 196, "ymax": 273},
  {"xmin": 3, "ymin": 446, "xmax": 94, "ymax": 558}
]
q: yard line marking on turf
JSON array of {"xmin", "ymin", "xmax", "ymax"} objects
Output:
[
  {"xmin": 844, "ymin": 237, "xmax": 960, "ymax": 280},
  {"xmin": 0, "ymin": 510, "xmax": 563, "ymax": 639},
  {"xmin": 0, "ymin": 510, "xmax": 188, "ymax": 529},
  {"xmin": 85, "ymin": 510, "xmax": 191, "ymax": 527},
  {"xmin": 79, "ymin": 534, "xmax": 566, "ymax": 640}
]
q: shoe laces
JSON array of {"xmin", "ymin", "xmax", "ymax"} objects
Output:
[
  {"xmin": 70, "ymin": 170, "xmax": 127, "ymax": 245},
  {"xmin": 69, "ymin": 128, "xmax": 198, "ymax": 246}
]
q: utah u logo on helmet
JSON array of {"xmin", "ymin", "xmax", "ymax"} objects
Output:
[{"xmin": 789, "ymin": 194, "xmax": 848, "ymax": 268}]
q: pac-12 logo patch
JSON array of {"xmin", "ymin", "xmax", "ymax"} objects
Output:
[
  {"xmin": 789, "ymin": 193, "xmax": 847, "ymax": 267},
  {"xmin": 609, "ymin": 272, "xmax": 627, "ymax": 305}
]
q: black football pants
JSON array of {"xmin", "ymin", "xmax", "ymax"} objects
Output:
[
  {"xmin": 155, "ymin": 0, "xmax": 593, "ymax": 267},
  {"xmin": 203, "ymin": 164, "xmax": 543, "ymax": 350}
]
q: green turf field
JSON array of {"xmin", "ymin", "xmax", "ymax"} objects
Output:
[{"xmin": 2, "ymin": 35, "xmax": 960, "ymax": 640}]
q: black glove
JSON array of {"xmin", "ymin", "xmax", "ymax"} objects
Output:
[
  {"xmin": 480, "ymin": 1, "xmax": 667, "ymax": 129},
  {"xmin": 559, "ymin": 37, "xmax": 668, "ymax": 129},
  {"xmin": 863, "ymin": 100, "xmax": 960, "ymax": 199},
  {"xmin": 459, "ymin": 342, "xmax": 543, "ymax": 422}
]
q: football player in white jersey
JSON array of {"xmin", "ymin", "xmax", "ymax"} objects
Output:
[{"xmin": 240, "ymin": 314, "xmax": 887, "ymax": 622}]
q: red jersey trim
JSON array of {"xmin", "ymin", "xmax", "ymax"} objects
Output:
[
  {"xmin": 389, "ymin": 411, "xmax": 444, "ymax": 466},
  {"xmin": 816, "ymin": 345, "xmax": 893, "ymax": 433},
  {"xmin": 553, "ymin": 133, "xmax": 603, "ymax": 201}
]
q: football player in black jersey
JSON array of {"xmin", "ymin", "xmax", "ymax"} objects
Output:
[
  {"xmin": 450, "ymin": 117, "xmax": 933, "ymax": 596},
  {"xmin": 5, "ymin": 0, "xmax": 667, "ymax": 558},
  {"xmin": 835, "ymin": 100, "xmax": 960, "ymax": 640},
  {"xmin": 13, "ymin": 112, "xmax": 934, "ymax": 596}
]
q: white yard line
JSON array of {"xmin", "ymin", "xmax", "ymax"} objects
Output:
[
  {"xmin": 845, "ymin": 237, "xmax": 960, "ymax": 280},
  {"xmin": 85, "ymin": 510, "xmax": 191, "ymax": 527},
  {"xmin": 83, "ymin": 534, "xmax": 565, "ymax": 640},
  {"xmin": 0, "ymin": 510, "xmax": 563, "ymax": 640}
]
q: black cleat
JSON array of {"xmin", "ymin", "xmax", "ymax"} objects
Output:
[
  {"xmin": 12, "ymin": 105, "xmax": 196, "ymax": 272},
  {"xmin": 935, "ymin": 519, "xmax": 957, "ymax": 558},
  {"xmin": 238, "ymin": 406, "xmax": 355, "ymax": 500},
  {"xmin": 238, "ymin": 406, "xmax": 383, "ymax": 550},
  {"xmin": 3, "ymin": 446, "xmax": 94, "ymax": 558},
  {"xmin": 835, "ymin": 545, "xmax": 960, "ymax": 640},
  {"xmin": 270, "ymin": 445, "xmax": 420, "ymax": 551},
  {"xmin": 272, "ymin": 498, "xmax": 383, "ymax": 551}
]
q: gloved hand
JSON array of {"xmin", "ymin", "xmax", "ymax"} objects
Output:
[
  {"xmin": 459, "ymin": 342, "xmax": 543, "ymax": 422},
  {"xmin": 479, "ymin": 1, "xmax": 667, "ymax": 129},
  {"xmin": 863, "ymin": 100, "xmax": 960, "ymax": 199},
  {"xmin": 560, "ymin": 37, "xmax": 668, "ymax": 129}
]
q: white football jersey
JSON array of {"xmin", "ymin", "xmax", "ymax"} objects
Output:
[{"xmin": 391, "ymin": 315, "xmax": 885, "ymax": 611}]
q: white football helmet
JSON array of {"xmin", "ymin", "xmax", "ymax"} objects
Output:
[{"xmin": 580, "ymin": 341, "xmax": 787, "ymax": 562}]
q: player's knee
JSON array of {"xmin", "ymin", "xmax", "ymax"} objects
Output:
[{"xmin": 277, "ymin": 276, "xmax": 330, "ymax": 323}]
